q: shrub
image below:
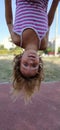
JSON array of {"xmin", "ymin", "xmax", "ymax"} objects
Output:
[
  {"xmin": 0, "ymin": 49, "xmax": 8, "ymax": 54},
  {"xmin": 58, "ymin": 47, "xmax": 60, "ymax": 53},
  {"xmin": 44, "ymin": 47, "xmax": 54, "ymax": 55}
]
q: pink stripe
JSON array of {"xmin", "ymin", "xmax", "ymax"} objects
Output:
[
  {"xmin": 16, "ymin": 9, "xmax": 47, "ymax": 18},
  {"xmin": 14, "ymin": 24, "xmax": 48, "ymax": 32},
  {"xmin": 14, "ymin": 0, "xmax": 49, "ymax": 40},
  {"xmin": 15, "ymin": 15, "xmax": 47, "ymax": 22},
  {"xmin": 14, "ymin": 20, "xmax": 48, "ymax": 28}
]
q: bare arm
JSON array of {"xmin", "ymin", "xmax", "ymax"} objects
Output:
[
  {"xmin": 5, "ymin": 0, "xmax": 13, "ymax": 34},
  {"xmin": 48, "ymin": 0, "xmax": 60, "ymax": 27}
]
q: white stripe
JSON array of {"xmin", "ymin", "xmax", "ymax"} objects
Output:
[
  {"xmin": 15, "ymin": 14, "xmax": 48, "ymax": 21},
  {"xmin": 15, "ymin": 9, "xmax": 47, "ymax": 18},
  {"xmin": 14, "ymin": 21, "xmax": 48, "ymax": 29},
  {"xmin": 14, "ymin": 25, "xmax": 47, "ymax": 33},
  {"xmin": 16, "ymin": 6, "xmax": 46, "ymax": 14},
  {"xmin": 15, "ymin": 17, "xmax": 48, "ymax": 25}
]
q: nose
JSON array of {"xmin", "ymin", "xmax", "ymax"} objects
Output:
[
  {"xmin": 28, "ymin": 57, "xmax": 35, "ymax": 63},
  {"xmin": 28, "ymin": 60, "xmax": 34, "ymax": 68},
  {"xmin": 29, "ymin": 60, "xmax": 33, "ymax": 64}
]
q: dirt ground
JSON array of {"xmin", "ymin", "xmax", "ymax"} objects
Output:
[{"xmin": 0, "ymin": 81, "xmax": 60, "ymax": 130}]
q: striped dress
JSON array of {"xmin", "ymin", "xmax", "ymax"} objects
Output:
[{"xmin": 13, "ymin": 0, "xmax": 49, "ymax": 41}]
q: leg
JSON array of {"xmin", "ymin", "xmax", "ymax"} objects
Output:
[
  {"xmin": 11, "ymin": 31, "xmax": 21, "ymax": 47},
  {"xmin": 40, "ymin": 31, "xmax": 49, "ymax": 50}
]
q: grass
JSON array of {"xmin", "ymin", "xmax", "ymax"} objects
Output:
[
  {"xmin": 0, "ymin": 55, "xmax": 60, "ymax": 82},
  {"xmin": 43, "ymin": 57, "xmax": 60, "ymax": 82},
  {"xmin": 0, "ymin": 59, "xmax": 13, "ymax": 82}
]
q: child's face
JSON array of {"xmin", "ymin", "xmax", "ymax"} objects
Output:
[{"xmin": 20, "ymin": 50, "xmax": 39, "ymax": 77}]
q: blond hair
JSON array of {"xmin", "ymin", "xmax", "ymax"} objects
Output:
[{"xmin": 12, "ymin": 53, "xmax": 44, "ymax": 101}]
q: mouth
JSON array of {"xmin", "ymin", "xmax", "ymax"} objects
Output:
[
  {"xmin": 28, "ymin": 52, "xmax": 37, "ymax": 58},
  {"xmin": 28, "ymin": 55, "xmax": 37, "ymax": 61},
  {"xmin": 28, "ymin": 55, "xmax": 36, "ymax": 58}
]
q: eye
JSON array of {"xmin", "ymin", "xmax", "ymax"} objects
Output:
[
  {"xmin": 24, "ymin": 62, "xmax": 28, "ymax": 67},
  {"xmin": 32, "ymin": 63, "xmax": 39, "ymax": 69}
]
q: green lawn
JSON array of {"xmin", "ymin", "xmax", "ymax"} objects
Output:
[
  {"xmin": 43, "ymin": 57, "xmax": 60, "ymax": 82},
  {"xmin": 0, "ymin": 56, "xmax": 60, "ymax": 82}
]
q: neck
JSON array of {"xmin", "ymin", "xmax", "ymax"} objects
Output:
[{"xmin": 25, "ymin": 42, "xmax": 38, "ymax": 51}]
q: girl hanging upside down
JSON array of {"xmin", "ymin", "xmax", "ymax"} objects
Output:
[{"xmin": 5, "ymin": 0, "xmax": 60, "ymax": 101}]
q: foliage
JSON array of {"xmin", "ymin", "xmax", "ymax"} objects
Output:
[
  {"xmin": 0, "ymin": 45, "xmax": 23, "ymax": 55},
  {"xmin": 0, "ymin": 45, "xmax": 5, "ymax": 49},
  {"xmin": 0, "ymin": 49, "xmax": 8, "ymax": 54},
  {"xmin": 9, "ymin": 46, "xmax": 23, "ymax": 54},
  {"xmin": 44, "ymin": 47, "xmax": 54, "ymax": 55},
  {"xmin": 58, "ymin": 47, "xmax": 60, "ymax": 53},
  {"xmin": 0, "ymin": 45, "xmax": 8, "ymax": 54}
]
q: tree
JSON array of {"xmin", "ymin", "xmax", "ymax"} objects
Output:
[{"xmin": 0, "ymin": 45, "xmax": 4, "ymax": 49}]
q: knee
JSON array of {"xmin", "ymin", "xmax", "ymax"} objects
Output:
[
  {"xmin": 40, "ymin": 45, "xmax": 47, "ymax": 50},
  {"xmin": 11, "ymin": 32, "xmax": 21, "ymax": 47},
  {"xmin": 40, "ymin": 36, "xmax": 48, "ymax": 50},
  {"xmin": 12, "ymin": 38, "xmax": 20, "ymax": 46}
]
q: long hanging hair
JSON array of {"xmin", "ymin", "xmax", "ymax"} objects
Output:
[{"xmin": 11, "ymin": 53, "xmax": 44, "ymax": 102}]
